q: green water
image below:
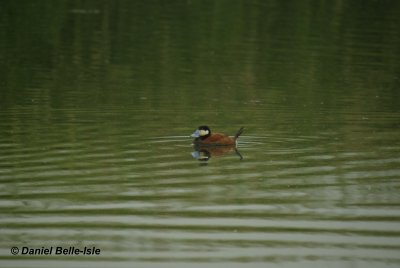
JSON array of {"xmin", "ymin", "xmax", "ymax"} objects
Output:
[{"xmin": 1, "ymin": 1, "xmax": 400, "ymax": 268}]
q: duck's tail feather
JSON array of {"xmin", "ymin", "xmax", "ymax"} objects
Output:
[{"xmin": 234, "ymin": 127, "xmax": 244, "ymax": 139}]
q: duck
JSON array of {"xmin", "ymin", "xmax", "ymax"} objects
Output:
[{"xmin": 191, "ymin": 125, "xmax": 244, "ymax": 146}]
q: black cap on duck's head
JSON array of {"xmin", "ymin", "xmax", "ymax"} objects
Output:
[{"xmin": 191, "ymin": 125, "xmax": 211, "ymax": 139}]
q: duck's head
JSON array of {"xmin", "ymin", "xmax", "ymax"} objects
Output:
[{"xmin": 191, "ymin": 125, "xmax": 211, "ymax": 139}]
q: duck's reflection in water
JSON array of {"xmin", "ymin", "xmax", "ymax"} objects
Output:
[{"xmin": 191, "ymin": 144, "xmax": 243, "ymax": 162}]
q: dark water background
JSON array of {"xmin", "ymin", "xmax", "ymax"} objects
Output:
[{"xmin": 1, "ymin": 1, "xmax": 400, "ymax": 267}]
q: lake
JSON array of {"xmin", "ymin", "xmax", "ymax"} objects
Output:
[{"xmin": 1, "ymin": 1, "xmax": 400, "ymax": 267}]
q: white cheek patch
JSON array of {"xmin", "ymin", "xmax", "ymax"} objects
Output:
[{"xmin": 199, "ymin": 130, "xmax": 209, "ymax": 136}]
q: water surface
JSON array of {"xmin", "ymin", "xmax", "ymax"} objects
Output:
[{"xmin": 1, "ymin": 1, "xmax": 400, "ymax": 268}]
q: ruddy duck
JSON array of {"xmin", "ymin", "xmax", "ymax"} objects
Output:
[{"xmin": 191, "ymin": 126, "xmax": 244, "ymax": 146}]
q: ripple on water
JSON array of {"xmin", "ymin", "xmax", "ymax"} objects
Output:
[{"xmin": 1, "ymin": 128, "xmax": 400, "ymax": 267}]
